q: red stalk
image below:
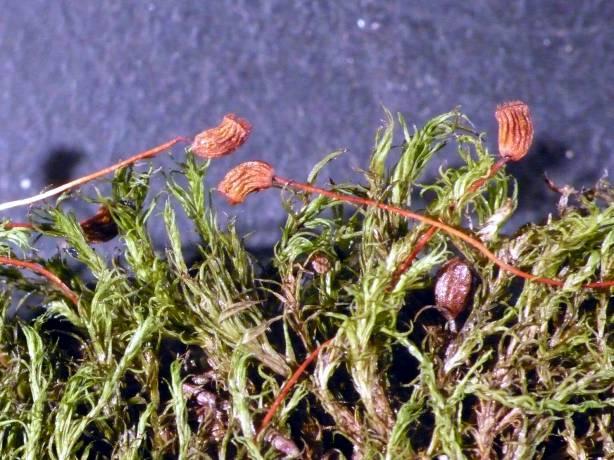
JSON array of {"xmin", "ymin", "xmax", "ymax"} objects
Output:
[
  {"xmin": 272, "ymin": 176, "xmax": 614, "ymax": 290},
  {"xmin": 389, "ymin": 225, "xmax": 438, "ymax": 286},
  {"xmin": 4, "ymin": 222, "xmax": 34, "ymax": 230},
  {"xmin": 257, "ymin": 338, "xmax": 334, "ymax": 437},
  {"xmin": 0, "ymin": 256, "xmax": 79, "ymax": 305},
  {"xmin": 390, "ymin": 158, "xmax": 508, "ymax": 285}
]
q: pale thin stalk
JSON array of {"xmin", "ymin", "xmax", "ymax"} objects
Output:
[{"xmin": 0, "ymin": 137, "xmax": 187, "ymax": 211}]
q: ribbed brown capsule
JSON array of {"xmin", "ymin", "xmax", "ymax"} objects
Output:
[
  {"xmin": 217, "ymin": 161, "xmax": 275, "ymax": 204},
  {"xmin": 434, "ymin": 258, "xmax": 473, "ymax": 325},
  {"xmin": 495, "ymin": 101, "xmax": 534, "ymax": 162},
  {"xmin": 190, "ymin": 113, "xmax": 251, "ymax": 158},
  {"xmin": 79, "ymin": 206, "xmax": 118, "ymax": 243}
]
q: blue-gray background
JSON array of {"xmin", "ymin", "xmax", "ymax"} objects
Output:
[{"xmin": 1, "ymin": 1, "xmax": 612, "ymax": 249}]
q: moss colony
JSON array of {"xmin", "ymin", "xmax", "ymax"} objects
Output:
[{"xmin": 0, "ymin": 104, "xmax": 613, "ymax": 459}]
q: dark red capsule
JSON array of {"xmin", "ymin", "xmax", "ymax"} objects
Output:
[
  {"xmin": 79, "ymin": 206, "xmax": 118, "ymax": 243},
  {"xmin": 434, "ymin": 258, "xmax": 473, "ymax": 323}
]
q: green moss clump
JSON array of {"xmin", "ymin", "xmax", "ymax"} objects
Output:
[{"xmin": 0, "ymin": 108, "xmax": 613, "ymax": 459}]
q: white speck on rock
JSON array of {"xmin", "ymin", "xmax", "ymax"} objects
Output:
[
  {"xmin": 565, "ymin": 149, "xmax": 574, "ymax": 159},
  {"xmin": 370, "ymin": 21, "xmax": 381, "ymax": 31},
  {"xmin": 356, "ymin": 18, "xmax": 366, "ymax": 29},
  {"xmin": 19, "ymin": 178, "xmax": 31, "ymax": 190}
]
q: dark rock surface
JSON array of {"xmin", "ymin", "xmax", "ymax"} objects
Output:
[{"xmin": 1, "ymin": 1, "xmax": 612, "ymax": 248}]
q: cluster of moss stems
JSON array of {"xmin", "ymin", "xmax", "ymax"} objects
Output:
[{"xmin": 0, "ymin": 107, "xmax": 612, "ymax": 459}]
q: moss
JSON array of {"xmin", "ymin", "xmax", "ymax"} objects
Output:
[{"xmin": 0, "ymin": 107, "xmax": 612, "ymax": 459}]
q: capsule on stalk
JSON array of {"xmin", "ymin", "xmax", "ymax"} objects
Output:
[
  {"xmin": 190, "ymin": 113, "xmax": 251, "ymax": 159},
  {"xmin": 434, "ymin": 257, "xmax": 473, "ymax": 332},
  {"xmin": 495, "ymin": 100, "xmax": 533, "ymax": 162},
  {"xmin": 217, "ymin": 161, "xmax": 275, "ymax": 204}
]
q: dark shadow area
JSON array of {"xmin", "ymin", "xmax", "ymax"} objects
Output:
[
  {"xmin": 507, "ymin": 137, "xmax": 572, "ymax": 227},
  {"xmin": 43, "ymin": 147, "xmax": 85, "ymax": 187}
]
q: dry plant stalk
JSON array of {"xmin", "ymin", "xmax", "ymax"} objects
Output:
[
  {"xmin": 257, "ymin": 338, "xmax": 334, "ymax": 437},
  {"xmin": 220, "ymin": 171, "xmax": 614, "ymax": 289},
  {"xmin": 0, "ymin": 137, "xmax": 187, "ymax": 211}
]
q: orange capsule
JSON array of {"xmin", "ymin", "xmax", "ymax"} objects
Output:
[
  {"xmin": 495, "ymin": 101, "xmax": 534, "ymax": 162},
  {"xmin": 190, "ymin": 113, "xmax": 251, "ymax": 158},
  {"xmin": 217, "ymin": 161, "xmax": 275, "ymax": 204},
  {"xmin": 434, "ymin": 257, "xmax": 473, "ymax": 325}
]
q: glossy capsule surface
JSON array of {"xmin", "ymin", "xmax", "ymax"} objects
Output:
[{"xmin": 434, "ymin": 257, "xmax": 472, "ymax": 322}]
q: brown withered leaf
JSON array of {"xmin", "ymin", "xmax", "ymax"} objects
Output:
[
  {"xmin": 217, "ymin": 161, "xmax": 275, "ymax": 204},
  {"xmin": 495, "ymin": 100, "xmax": 534, "ymax": 162},
  {"xmin": 79, "ymin": 206, "xmax": 118, "ymax": 243},
  {"xmin": 190, "ymin": 113, "xmax": 251, "ymax": 158}
]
